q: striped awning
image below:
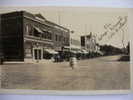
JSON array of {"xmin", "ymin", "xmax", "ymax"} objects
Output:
[
  {"xmin": 44, "ymin": 49, "xmax": 58, "ymax": 54},
  {"xmin": 34, "ymin": 26, "xmax": 43, "ymax": 33}
]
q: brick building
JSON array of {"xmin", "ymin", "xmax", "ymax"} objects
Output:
[{"xmin": 0, "ymin": 11, "xmax": 70, "ymax": 62}]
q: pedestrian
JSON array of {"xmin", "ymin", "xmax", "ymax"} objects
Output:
[{"xmin": 69, "ymin": 55, "xmax": 77, "ymax": 69}]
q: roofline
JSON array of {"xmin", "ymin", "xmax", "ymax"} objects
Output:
[
  {"xmin": 0, "ymin": 10, "xmax": 70, "ymax": 32},
  {"xmin": 45, "ymin": 20, "xmax": 69, "ymax": 31},
  {"xmin": 22, "ymin": 11, "xmax": 69, "ymax": 31}
]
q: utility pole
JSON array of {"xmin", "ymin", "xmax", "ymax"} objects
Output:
[
  {"xmin": 58, "ymin": 11, "xmax": 61, "ymax": 25},
  {"xmin": 84, "ymin": 24, "xmax": 87, "ymax": 50}
]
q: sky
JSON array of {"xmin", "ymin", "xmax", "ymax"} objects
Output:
[{"xmin": 0, "ymin": 7, "xmax": 130, "ymax": 48}]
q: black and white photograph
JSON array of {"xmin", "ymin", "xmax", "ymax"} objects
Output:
[{"xmin": 0, "ymin": 6, "xmax": 132, "ymax": 94}]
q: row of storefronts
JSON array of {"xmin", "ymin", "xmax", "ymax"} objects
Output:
[{"xmin": 0, "ymin": 11, "xmax": 102, "ymax": 63}]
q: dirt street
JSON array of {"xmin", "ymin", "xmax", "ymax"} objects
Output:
[{"xmin": 1, "ymin": 55, "xmax": 130, "ymax": 90}]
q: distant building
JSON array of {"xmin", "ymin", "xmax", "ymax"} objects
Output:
[
  {"xmin": 70, "ymin": 38, "xmax": 81, "ymax": 49},
  {"xmin": 81, "ymin": 36, "xmax": 85, "ymax": 47},
  {"xmin": 80, "ymin": 32, "xmax": 100, "ymax": 53},
  {"xmin": 69, "ymin": 38, "xmax": 81, "ymax": 54},
  {"xmin": 63, "ymin": 31, "xmax": 81, "ymax": 54},
  {"xmin": 0, "ymin": 11, "xmax": 70, "ymax": 62}
]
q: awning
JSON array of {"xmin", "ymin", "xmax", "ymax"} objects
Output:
[
  {"xmin": 63, "ymin": 46, "xmax": 81, "ymax": 50},
  {"xmin": 63, "ymin": 46, "xmax": 70, "ymax": 49},
  {"xmin": 82, "ymin": 50, "xmax": 88, "ymax": 54},
  {"xmin": 76, "ymin": 50, "xmax": 82, "ymax": 53},
  {"xmin": 48, "ymin": 30, "xmax": 52, "ymax": 33},
  {"xmin": 97, "ymin": 51, "xmax": 104, "ymax": 55},
  {"xmin": 63, "ymin": 46, "xmax": 70, "ymax": 51},
  {"xmin": 44, "ymin": 49, "xmax": 58, "ymax": 54},
  {"xmin": 70, "ymin": 50, "xmax": 77, "ymax": 54},
  {"xmin": 34, "ymin": 26, "xmax": 43, "ymax": 33},
  {"xmin": 42, "ymin": 28, "xmax": 48, "ymax": 32}
]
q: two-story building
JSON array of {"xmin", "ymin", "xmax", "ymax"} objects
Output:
[{"xmin": 0, "ymin": 11, "xmax": 70, "ymax": 62}]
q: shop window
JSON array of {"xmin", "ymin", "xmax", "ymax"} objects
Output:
[
  {"xmin": 55, "ymin": 35, "xmax": 58, "ymax": 41},
  {"xmin": 63, "ymin": 37, "xmax": 65, "ymax": 41},
  {"xmin": 59, "ymin": 36, "xmax": 62, "ymax": 41},
  {"xmin": 25, "ymin": 24, "xmax": 33, "ymax": 35},
  {"xmin": 48, "ymin": 33, "xmax": 52, "ymax": 40},
  {"xmin": 42, "ymin": 31, "xmax": 47, "ymax": 39},
  {"xmin": 33, "ymin": 26, "xmax": 43, "ymax": 37}
]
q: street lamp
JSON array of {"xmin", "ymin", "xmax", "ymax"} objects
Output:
[
  {"xmin": 69, "ymin": 30, "xmax": 78, "ymax": 69},
  {"xmin": 69, "ymin": 30, "xmax": 74, "ymax": 55}
]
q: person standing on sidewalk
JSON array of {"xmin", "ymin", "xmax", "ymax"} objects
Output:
[{"xmin": 69, "ymin": 55, "xmax": 77, "ymax": 69}]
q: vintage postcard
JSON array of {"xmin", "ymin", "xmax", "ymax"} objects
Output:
[{"xmin": 0, "ymin": 7, "xmax": 132, "ymax": 95}]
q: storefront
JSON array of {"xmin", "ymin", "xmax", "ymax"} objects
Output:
[
  {"xmin": 0, "ymin": 11, "xmax": 70, "ymax": 62},
  {"xmin": 24, "ymin": 37, "xmax": 53, "ymax": 62}
]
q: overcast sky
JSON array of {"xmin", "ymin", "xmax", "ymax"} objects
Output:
[{"xmin": 0, "ymin": 7, "xmax": 130, "ymax": 48}]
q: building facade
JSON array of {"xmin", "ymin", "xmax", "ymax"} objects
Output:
[
  {"xmin": 81, "ymin": 32, "xmax": 100, "ymax": 53},
  {"xmin": 70, "ymin": 38, "xmax": 81, "ymax": 52},
  {"xmin": 0, "ymin": 11, "xmax": 70, "ymax": 62}
]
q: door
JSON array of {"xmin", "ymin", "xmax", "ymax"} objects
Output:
[
  {"xmin": 34, "ymin": 49, "xmax": 42, "ymax": 60},
  {"xmin": 38, "ymin": 49, "xmax": 41, "ymax": 60},
  {"xmin": 34, "ymin": 49, "xmax": 38, "ymax": 60}
]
